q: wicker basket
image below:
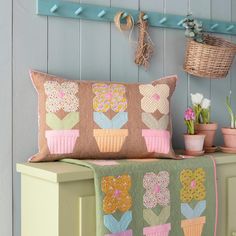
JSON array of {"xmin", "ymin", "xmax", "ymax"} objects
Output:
[{"xmin": 183, "ymin": 35, "xmax": 236, "ymax": 79}]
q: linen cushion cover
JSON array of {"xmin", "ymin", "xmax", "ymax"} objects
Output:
[{"xmin": 30, "ymin": 70, "xmax": 177, "ymax": 162}]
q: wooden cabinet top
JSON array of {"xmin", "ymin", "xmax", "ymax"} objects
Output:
[{"xmin": 16, "ymin": 152, "xmax": 236, "ymax": 183}]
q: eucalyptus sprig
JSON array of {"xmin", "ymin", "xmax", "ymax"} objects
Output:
[{"xmin": 183, "ymin": 14, "xmax": 205, "ymax": 43}]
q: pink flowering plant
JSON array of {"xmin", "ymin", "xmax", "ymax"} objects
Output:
[{"xmin": 184, "ymin": 108, "xmax": 195, "ymax": 135}]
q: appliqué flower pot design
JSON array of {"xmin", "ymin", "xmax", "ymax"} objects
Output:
[
  {"xmin": 143, "ymin": 223, "xmax": 171, "ymax": 236},
  {"xmin": 195, "ymin": 123, "xmax": 218, "ymax": 147},
  {"xmin": 221, "ymin": 127, "xmax": 236, "ymax": 148},
  {"xmin": 45, "ymin": 130, "xmax": 79, "ymax": 154},
  {"xmin": 184, "ymin": 134, "xmax": 205, "ymax": 152},
  {"xmin": 105, "ymin": 229, "xmax": 132, "ymax": 236},
  {"xmin": 142, "ymin": 130, "xmax": 170, "ymax": 154},
  {"xmin": 94, "ymin": 129, "xmax": 128, "ymax": 152},
  {"xmin": 181, "ymin": 216, "xmax": 206, "ymax": 236}
]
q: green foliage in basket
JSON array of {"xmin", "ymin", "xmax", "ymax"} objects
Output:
[
  {"xmin": 183, "ymin": 14, "xmax": 205, "ymax": 43},
  {"xmin": 226, "ymin": 94, "xmax": 236, "ymax": 129}
]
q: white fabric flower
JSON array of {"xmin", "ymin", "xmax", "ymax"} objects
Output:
[
  {"xmin": 191, "ymin": 93, "xmax": 203, "ymax": 106},
  {"xmin": 201, "ymin": 98, "xmax": 211, "ymax": 109}
]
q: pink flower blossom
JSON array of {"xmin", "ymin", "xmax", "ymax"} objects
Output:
[{"xmin": 184, "ymin": 108, "xmax": 195, "ymax": 121}]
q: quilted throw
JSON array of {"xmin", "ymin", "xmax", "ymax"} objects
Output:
[{"xmin": 62, "ymin": 156, "xmax": 218, "ymax": 236}]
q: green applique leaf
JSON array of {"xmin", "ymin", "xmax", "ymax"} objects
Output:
[
  {"xmin": 46, "ymin": 112, "xmax": 79, "ymax": 130},
  {"xmin": 143, "ymin": 206, "xmax": 170, "ymax": 226},
  {"xmin": 142, "ymin": 113, "xmax": 169, "ymax": 130}
]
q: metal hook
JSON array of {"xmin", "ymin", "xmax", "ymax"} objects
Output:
[
  {"xmin": 75, "ymin": 7, "xmax": 83, "ymax": 15},
  {"xmin": 50, "ymin": 4, "xmax": 58, "ymax": 13},
  {"xmin": 97, "ymin": 10, "xmax": 106, "ymax": 18},
  {"xmin": 226, "ymin": 25, "xmax": 234, "ymax": 31},
  {"xmin": 177, "ymin": 19, "xmax": 185, "ymax": 26},
  {"xmin": 210, "ymin": 24, "xmax": 218, "ymax": 30},
  {"xmin": 143, "ymin": 14, "xmax": 148, "ymax": 20},
  {"xmin": 159, "ymin": 17, "xmax": 167, "ymax": 24}
]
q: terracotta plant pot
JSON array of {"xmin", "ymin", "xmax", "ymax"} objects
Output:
[
  {"xmin": 181, "ymin": 216, "xmax": 206, "ymax": 236},
  {"xmin": 195, "ymin": 123, "xmax": 218, "ymax": 147},
  {"xmin": 221, "ymin": 128, "xmax": 236, "ymax": 148},
  {"xmin": 184, "ymin": 134, "xmax": 205, "ymax": 152}
]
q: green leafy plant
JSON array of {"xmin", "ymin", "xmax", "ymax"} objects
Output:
[
  {"xmin": 226, "ymin": 95, "xmax": 236, "ymax": 128},
  {"xmin": 183, "ymin": 14, "xmax": 205, "ymax": 43}
]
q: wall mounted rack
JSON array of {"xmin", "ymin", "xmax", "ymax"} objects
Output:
[{"xmin": 37, "ymin": 0, "xmax": 236, "ymax": 36}]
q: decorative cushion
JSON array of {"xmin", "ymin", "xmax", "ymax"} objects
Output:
[{"xmin": 30, "ymin": 70, "xmax": 177, "ymax": 162}]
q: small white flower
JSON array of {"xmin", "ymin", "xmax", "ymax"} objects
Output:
[
  {"xmin": 201, "ymin": 98, "xmax": 211, "ymax": 109},
  {"xmin": 191, "ymin": 93, "xmax": 204, "ymax": 106}
]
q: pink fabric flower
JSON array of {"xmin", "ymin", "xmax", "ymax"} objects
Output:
[
  {"xmin": 143, "ymin": 171, "xmax": 170, "ymax": 208},
  {"xmin": 184, "ymin": 108, "xmax": 195, "ymax": 121},
  {"xmin": 44, "ymin": 81, "xmax": 79, "ymax": 112}
]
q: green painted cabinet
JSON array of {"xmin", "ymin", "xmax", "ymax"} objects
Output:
[{"xmin": 16, "ymin": 153, "xmax": 236, "ymax": 236}]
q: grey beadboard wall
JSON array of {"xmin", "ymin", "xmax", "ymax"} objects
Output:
[{"xmin": 1, "ymin": 0, "xmax": 236, "ymax": 235}]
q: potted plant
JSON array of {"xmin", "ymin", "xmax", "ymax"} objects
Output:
[
  {"xmin": 221, "ymin": 95, "xmax": 236, "ymax": 150},
  {"xmin": 184, "ymin": 107, "xmax": 205, "ymax": 155},
  {"xmin": 191, "ymin": 93, "xmax": 218, "ymax": 150}
]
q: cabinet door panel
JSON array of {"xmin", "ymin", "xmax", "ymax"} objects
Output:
[
  {"xmin": 79, "ymin": 195, "xmax": 96, "ymax": 236},
  {"xmin": 228, "ymin": 177, "xmax": 236, "ymax": 236}
]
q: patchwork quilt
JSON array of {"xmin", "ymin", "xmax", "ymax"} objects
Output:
[{"xmin": 62, "ymin": 156, "xmax": 218, "ymax": 236}]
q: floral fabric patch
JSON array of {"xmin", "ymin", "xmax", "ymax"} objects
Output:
[
  {"xmin": 143, "ymin": 171, "xmax": 170, "ymax": 208},
  {"xmin": 44, "ymin": 81, "xmax": 79, "ymax": 113},
  {"xmin": 139, "ymin": 84, "xmax": 170, "ymax": 114},
  {"xmin": 93, "ymin": 83, "xmax": 127, "ymax": 112},
  {"xmin": 102, "ymin": 175, "xmax": 132, "ymax": 214},
  {"xmin": 180, "ymin": 168, "xmax": 206, "ymax": 203}
]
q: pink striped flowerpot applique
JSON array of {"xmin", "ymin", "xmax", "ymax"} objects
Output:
[
  {"xmin": 142, "ymin": 130, "xmax": 170, "ymax": 154},
  {"xmin": 45, "ymin": 130, "xmax": 79, "ymax": 154},
  {"xmin": 181, "ymin": 216, "xmax": 206, "ymax": 236},
  {"xmin": 105, "ymin": 229, "xmax": 133, "ymax": 236},
  {"xmin": 143, "ymin": 223, "xmax": 171, "ymax": 236}
]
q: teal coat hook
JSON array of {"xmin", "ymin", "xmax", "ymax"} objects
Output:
[
  {"xmin": 37, "ymin": 0, "xmax": 236, "ymax": 36},
  {"xmin": 97, "ymin": 10, "xmax": 106, "ymax": 18},
  {"xmin": 226, "ymin": 25, "xmax": 234, "ymax": 31},
  {"xmin": 210, "ymin": 23, "xmax": 218, "ymax": 30},
  {"xmin": 121, "ymin": 12, "xmax": 128, "ymax": 19},
  {"xmin": 75, "ymin": 7, "xmax": 83, "ymax": 16},
  {"xmin": 159, "ymin": 17, "xmax": 167, "ymax": 24},
  {"xmin": 50, "ymin": 4, "xmax": 58, "ymax": 13},
  {"xmin": 177, "ymin": 19, "xmax": 185, "ymax": 26}
]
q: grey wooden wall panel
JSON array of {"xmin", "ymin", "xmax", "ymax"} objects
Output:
[
  {"xmin": 48, "ymin": 0, "xmax": 80, "ymax": 80},
  {"xmin": 165, "ymin": 0, "xmax": 188, "ymax": 148},
  {"xmin": 4, "ymin": 1, "xmax": 236, "ymax": 235},
  {"xmin": 80, "ymin": 0, "xmax": 110, "ymax": 81},
  {"xmin": 231, "ymin": 1, "xmax": 236, "ymax": 115},
  {"xmin": 210, "ymin": 0, "xmax": 231, "ymax": 146},
  {"xmin": 110, "ymin": 0, "xmax": 138, "ymax": 82},
  {"xmin": 189, "ymin": 0, "xmax": 211, "ymax": 102},
  {"xmin": 139, "ymin": 0, "xmax": 164, "ymax": 82},
  {"xmin": 0, "ymin": 0, "xmax": 12, "ymax": 235},
  {"xmin": 13, "ymin": 0, "xmax": 47, "ymax": 235}
]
